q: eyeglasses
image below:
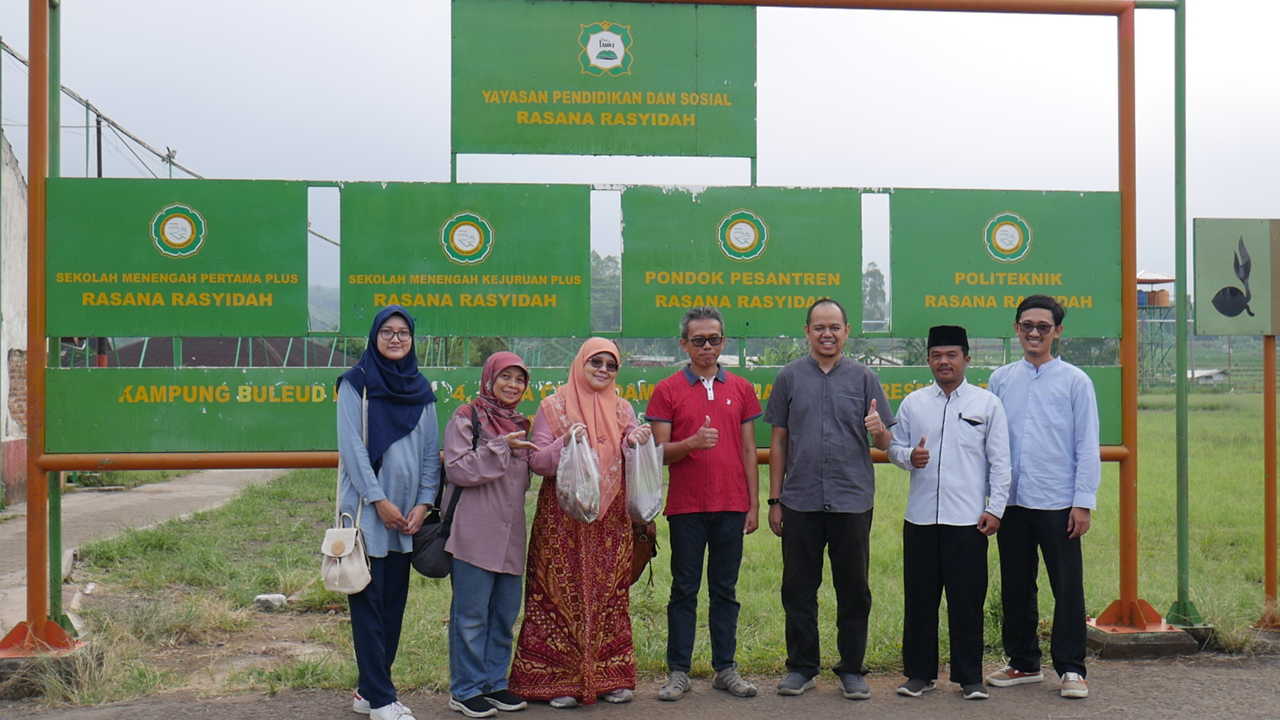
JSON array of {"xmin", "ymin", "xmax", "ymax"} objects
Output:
[
  {"xmin": 686, "ymin": 335, "xmax": 724, "ymax": 348},
  {"xmin": 378, "ymin": 329, "xmax": 413, "ymax": 342},
  {"xmin": 587, "ymin": 356, "xmax": 620, "ymax": 373},
  {"xmin": 1017, "ymin": 322, "xmax": 1056, "ymax": 336}
]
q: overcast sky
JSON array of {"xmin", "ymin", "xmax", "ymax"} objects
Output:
[{"xmin": 1, "ymin": 0, "xmax": 1277, "ymax": 297}]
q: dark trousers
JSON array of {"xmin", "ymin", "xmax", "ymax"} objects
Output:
[
  {"xmin": 902, "ymin": 522, "xmax": 988, "ymax": 685},
  {"xmin": 996, "ymin": 506, "xmax": 1087, "ymax": 678},
  {"xmin": 666, "ymin": 512, "xmax": 747, "ymax": 673},
  {"xmin": 780, "ymin": 506, "xmax": 873, "ymax": 678},
  {"xmin": 349, "ymin": 551, "xmax": 412, "ymax": 709}
]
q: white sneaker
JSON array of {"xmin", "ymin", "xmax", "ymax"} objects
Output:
[
  {"xmin": 353, "ymin": 692, "xmax": 371, "ymax": 715},
  {"xmin": 371, "ymin": 701, "xmax": 417, "ymax": 720},
  {"xmin": 1060, "ymin": 672, "xmax": 1089, "ymax": 699},
  {"xmin": 549, "ymin": 696, "xmax": 579, "ymax": 709}
]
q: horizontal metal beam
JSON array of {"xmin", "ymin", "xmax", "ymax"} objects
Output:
[
  {"xmin": 37, "ymin": 452, "xmax": 338, "ymax": 472},
  {"xmin": 42, "ymin": 444, "xmax": 1131, "ymax": 472},
  {"xmin": 610, "ymin": 0, "xmax": 1135, "ymax": 16}
]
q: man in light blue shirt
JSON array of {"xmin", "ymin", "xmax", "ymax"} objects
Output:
[
  {"xmin": 889, "ymin": 325, "xmax": 1010, "ymax": 701},
  {"xmin": 984, "ymin": 295, "xmax": 1099, "ymax": 700}
]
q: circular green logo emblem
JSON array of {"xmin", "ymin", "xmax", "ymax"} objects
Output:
[
  {"xmin": 718, "ymin": 209, "xmax": 769, "ymax": 262},
  {"xmin": 151, "ymin": 204, "xmax": 206, "ymax": 258},
  {"xmin": 441, "ymin": 212, "xmax": 494, "ymax": 265},
  {"xmin": 579, "ymin": 22, "xmax": 633, "ymax": 77},
  {"xmin": 984, "ymin": 211, "xmax": 1032, "ymax": 263}
]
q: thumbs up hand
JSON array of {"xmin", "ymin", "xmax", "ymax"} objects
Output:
[
  {"xmin": 863, "ymin": 398, "xmax": 886, "ymax": 436},
  {"xmin": 910, "ymin": 435, "xmax": 930, "ymax": 468},
  {"xmin": 690, "ymin": 415, "xmax": 719, "ymax": 450}
]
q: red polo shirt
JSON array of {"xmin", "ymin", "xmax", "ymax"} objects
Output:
[{"xmin": 645, "ymin": 365, "xmax": 763, "ymax": 516}]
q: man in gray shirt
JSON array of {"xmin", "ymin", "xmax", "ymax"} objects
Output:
[{"xmin": 764, "ymin": 299, "xmax": 894, "ymax": 700}]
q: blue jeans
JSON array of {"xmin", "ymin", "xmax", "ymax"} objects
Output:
[
  {"xmin": 666, "ymin": 512, "xmax": 746, "ymax": 673},
  {"xmin": 349, "ymin": 552, "xmax": 411, "ymax": 710},
  {"xmin": 449, "ymin": 557, "xmax": 524, "ymax": 700}
]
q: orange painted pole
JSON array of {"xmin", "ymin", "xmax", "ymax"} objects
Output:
[
  {"xmin": 1262, "ymin": 335, "xmax": 1277, "ymax": 625},
  {"xmin": 1094, "ymin": 5, "xmax": 1162, "ymax": 631},
  {"xmin": 37, "ymin": 452, "xmax": 340, "ymax": 472},
  {"xmin": 618, "ymin": 0, "xmax": 1132, "ymax": 15}
]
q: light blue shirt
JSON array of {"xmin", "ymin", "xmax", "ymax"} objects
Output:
[
  {"xmin": 337, "ymin": 383, "xmax": 441, "ymax": 557},
  {"xmin": 988, "ymin": 357, "xmax": 1100, "ymax": 511},
  {"xmin": 888, "ymin": 379, "xmax": 1011, "ymax": 525}
]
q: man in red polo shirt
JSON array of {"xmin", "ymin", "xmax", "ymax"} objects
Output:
[{"xmin": 646, "ymin": 306, "xmax": 763, "ymax": 702}]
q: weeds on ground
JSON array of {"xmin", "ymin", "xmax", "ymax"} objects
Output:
[{"xmin": 72, "ymin": 470, "xmax": 189, "ymax": 489}]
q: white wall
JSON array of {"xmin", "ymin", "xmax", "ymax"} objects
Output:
[{"xmin": 1, "ymin": 133, "xmax": 28, "ymax": 443}]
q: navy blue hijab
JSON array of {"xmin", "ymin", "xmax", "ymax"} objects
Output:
[{"xmin": 337, "ymin": 305, "xmax": 436, "ymax": 473}]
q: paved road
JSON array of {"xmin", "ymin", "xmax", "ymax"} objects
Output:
[
  {"xmin": 6, "ymin": 654, "xmax": 1280, "ymax": 719},
  {"xmin": 0, "ymin": 469, "xmax": 284, "ymax": 637}
]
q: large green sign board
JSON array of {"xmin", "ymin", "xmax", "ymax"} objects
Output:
[
  {"xmin": 46, "ymin": 179, "xmax": 309, "ymax": 337},
  {"xmin": 340, "ymin": 183, "xmax": 591, "ymax": 336},
  {"xmin": 46, "ymin": 364, "xmax": 1119, "ymax": 453},
  {"xmin": 451, "ymin": 0, "xmax": 756, "ymax": 157},
  {"xmin": 620, "ymin": 187, "xmax": 861, "ymax": 337},
  {"xmin": 890, "ymin": 189, "xmax": 1122, "ymax": 338},
  {"xmin": 1193, "ymin": 218, "xmax": 1280, "ymax": 336}
]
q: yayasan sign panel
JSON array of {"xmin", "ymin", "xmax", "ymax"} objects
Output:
[
  {"xmin": 339, "ymin": 183, "xmax": 591, "ymax": 337},
  {"xmin": 46, "ymin": 179, "xmax": 309, "ymax": 337},
  {"xmin": 45, "ymin": 364, "xmax": 1120, "ymax": 453},
  {"xmin": 451, "ymin": 0, "xmax": 756, "ymax": 157},
  {"xmin": 890, "ymin": 189, "xmax": 1122, "ymax": 338},
  {"xmin": 620, "ymin": 186, "xmax": 861, "ymax": 338},
  {"xmin": 1193, "ymin": 218, "xmax": 1279, "ymax": 336}
]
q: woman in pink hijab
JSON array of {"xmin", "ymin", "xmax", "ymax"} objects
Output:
[{"xmin": 508, "ymin": 338, "xmax": 651, "ymax": 709}]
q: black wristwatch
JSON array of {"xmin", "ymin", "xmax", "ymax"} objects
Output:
[{"xmin": 767, "ymin": 498, "xmax": 781, "ymax": 506}]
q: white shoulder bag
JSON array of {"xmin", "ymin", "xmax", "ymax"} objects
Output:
[{"xmin": 321, "ymin": 385, "xmax": 372, "ymax": 594}]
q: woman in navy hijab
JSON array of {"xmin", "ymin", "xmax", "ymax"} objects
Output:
[{"xmin": 337, "ymin": 305, "xmax": 440, "ymax": 720}]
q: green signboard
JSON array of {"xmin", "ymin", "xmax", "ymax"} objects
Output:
[
  {"xmin": 339, "ymin": 183, "xmax": 591, "ymax": 336},
  {"xmin": 621, "ymin": 186, "xmax": 861, "ymax": 337},
  {"xmin": 451, "ymin": 0, "xmax": 756, "ymax": 157},
  {"xmin": 1193, "ymin": 218, "xmax": 1280, "ymax": 336},
  {"xmin": 46, "ymin": 179, "xmax": 309, "ymax": 337},
  {"xmin": 890, "ymin": 189, "xmax": 1122, "ymax": 338},
  {"xmin": 45, "ymin": 363, "xmax": 1119, "ymax": 453}
]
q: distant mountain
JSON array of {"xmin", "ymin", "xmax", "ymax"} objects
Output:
[{"xmin": 310, "ymin": 285, "xmax": 340, "ymax": 332}]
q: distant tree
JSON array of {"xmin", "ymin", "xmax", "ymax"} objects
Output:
[
  {"xmin": 863, "ymin": 262, "xmax": 887, "ymax": 322},
  {"xmin": 591, "ymin": 251, "xmax": 621, "ymax": 332}
]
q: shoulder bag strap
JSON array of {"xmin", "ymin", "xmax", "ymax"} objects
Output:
[
  {"xmin": 335, "ymin": 380, "xmax": 369, "ymax": 529},
  {"xmin": 441, "ymin": 405, "xmax": 481, "ymax": 522}
]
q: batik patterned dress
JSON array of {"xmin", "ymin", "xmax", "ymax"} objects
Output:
[{"xmin": 508, "ymin": 392, "xmax": 638, "ymax": 703}]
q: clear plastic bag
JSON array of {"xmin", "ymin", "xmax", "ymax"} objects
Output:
[
  {"xmin": 625, "ymin": 436, "xmax": 664, "ymax": 523},
  {"xmin": 557, "ymin": 432, "xmax": 602, "ymax": 523}
]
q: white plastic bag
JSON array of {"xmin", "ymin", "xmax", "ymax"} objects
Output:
[
  {"xmin": 557, "ymin": 432, "xmax": 602, "ymax": 523},
  {"xmin": 625, "ymin": 436, "xmax": 664, "ymax": 523}
]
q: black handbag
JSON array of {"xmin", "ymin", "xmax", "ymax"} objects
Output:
[{"xmin": 412, "ymin": 406, "xmax": 480, "ymax": 578}]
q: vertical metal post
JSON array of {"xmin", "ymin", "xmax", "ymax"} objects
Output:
[
  {"xmin": 1262, "ymin": 335, "xmax": 1278, "ymax": 626},
  {"xmin": 1096, "ymin": 5, "xmax": 1161, "ymax": 630},
  {"xmin": 95, "ymin": 114, "xmax": 102, "ymax": 178},
  {"xmin": 27, "ymin": 0, "xmax": 51, "ymax": 644},
  {"xmin": 1167, "ymin": 0, "xmax": 1201, "ymax": 627},
  {"xmin": 46, "ymin": 0, "xmax": 65, "ymax": 632}
]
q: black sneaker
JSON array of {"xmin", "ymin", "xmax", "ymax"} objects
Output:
[
  {"xmin": 962, "ymin": 683, "xmax": 990, "ymax": 700},
  {"xmin": 483, "ymin": 690, "xmax": 527, "ymax": 712},
  {"xmin": 838, "ymin": 673, "xmax": 871, "ymax": 700},
  {"xmin": 896, "ymin": 678, "xmax": 936, "ymax": 697},
  {"xmin": 449, "ymin": 695, "xmax": 497, "ymax": 718}
]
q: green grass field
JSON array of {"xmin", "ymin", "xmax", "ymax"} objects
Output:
[{"xmin": 71, "ymin": 393, "xmax": 1276, "ymax": 699}]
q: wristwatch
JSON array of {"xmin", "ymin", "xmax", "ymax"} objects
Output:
[{"xmin": 767, "ymin": 498, "xmax": 781, "ymax": 506}]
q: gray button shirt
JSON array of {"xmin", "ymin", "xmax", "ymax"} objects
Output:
[{"xmin": 764, "ymin": 355, "xmax": 894, "ymax": 513}]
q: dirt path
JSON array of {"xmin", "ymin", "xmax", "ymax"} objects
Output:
[{"xmin": 4, "ymin": 654, "xmax": 1280, "ymax": 719}]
